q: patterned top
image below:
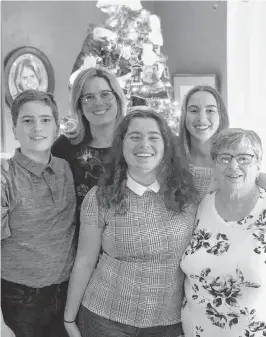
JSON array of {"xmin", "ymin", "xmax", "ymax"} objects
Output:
[
  {"xmin": 1, "ymin": 149, "xmax": 77, "ymax": 287},
  {"xmin": 52, "ymin": 134, "xmax": 112, "ymax": 210},
  {"xmin": 174, "ymin": 136, "xmax": 214, "ymax": 199},
  {"xmin": 80, "ymin": 177, "xmax": 197, "ymax": 328},
  {"xmin": 180, "ymin": 188, "xmax": 266, "ymax": 337},
  {"xmin": 188, "ymin": 164, "xmax": 214, "ymax": 199}
]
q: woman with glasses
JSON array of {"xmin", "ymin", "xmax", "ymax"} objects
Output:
[
  {"xmin": 52, "ymin": 67, "xmax": 126, "ymax": 210},
  {"xmin": 180, "ymin": 128, "xmax": 266, "ymax": 337}
]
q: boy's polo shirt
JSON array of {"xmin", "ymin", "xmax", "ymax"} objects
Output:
[{"xmin": 1, "ymin": 149, "xmax": 77, "ymax": 287}]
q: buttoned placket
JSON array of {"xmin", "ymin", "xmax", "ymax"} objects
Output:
[{"xmin": 43, "ymin": 167, "xmax": 58, "ymax": 203}]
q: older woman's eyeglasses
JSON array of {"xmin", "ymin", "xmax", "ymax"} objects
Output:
[
  {"xmin": 216, "ymin": 153, "xmax": 255, "ymax": 165},
  {"xmin": 80, "ymin": 90, "xmax": 114, "ymax": 105}
]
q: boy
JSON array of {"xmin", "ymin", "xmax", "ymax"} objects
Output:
[{"xmin": 1, "ymin": 90, "xmax": 77, "ymax": 337}]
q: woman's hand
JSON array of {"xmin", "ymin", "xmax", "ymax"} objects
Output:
[{"xmin": 64, "ymin": 321, "xmax": 82, "ymax": 337}]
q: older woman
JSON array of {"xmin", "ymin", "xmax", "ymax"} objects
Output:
[
  {"xmin": 64, "ymin": 109, "xmax": 197, "ymax": 337},
  {"xmin": 181, "ymin": 128, "xmax": 266, "ymax": 337}
]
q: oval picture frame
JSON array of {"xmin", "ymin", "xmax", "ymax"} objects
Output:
[{"xmin": 4, "ymin": 46, "xmax": 55, "ymax": 107}]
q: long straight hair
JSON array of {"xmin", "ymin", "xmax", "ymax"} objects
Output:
[
  {"xmin": 179, "ymin": 85, "xmax": 229, "ymax": 162},
  {"xmin": 66, "ymin": 67, "xmax": 126, "ymax": 145},
  {"xmin": 14, "ymin": 59, "xmax": 42, "ymax": 93}
]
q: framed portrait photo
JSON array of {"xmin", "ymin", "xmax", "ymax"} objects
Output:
[
  {"xmin": 4, "ymin": 46, "xmax": 55, "ymax": 106},
  {"xmin": 173, "ymin": 74, "xmax": 218, "ymax": 105}
]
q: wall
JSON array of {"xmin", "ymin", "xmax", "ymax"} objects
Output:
[
  {"xmin": 1, "ymin": 1, "xmax": 226, "ymax": 155},
  {"xmin": 1, "ymin": 0, "xmax": 154, "ymax": 155},
  {"xmin": 154, "ymin": 1, "xmax": 227, "ymax": 100},
  {"xmin": 1, "ymin": 1, "xmax": 103, "ymax": 154}
]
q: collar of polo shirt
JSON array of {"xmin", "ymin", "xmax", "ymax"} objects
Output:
[
  {"xmin": 126, "ymin": 172, "xmax": 160, "ymax": 196},
  {"xmin": 14, "ymin": 148, "xmax": 60, "ymax": 177}
]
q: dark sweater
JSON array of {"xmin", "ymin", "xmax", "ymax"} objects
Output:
[{"xmin": 52, "ymin": 134, "xmax": 112, "ymax": 211}]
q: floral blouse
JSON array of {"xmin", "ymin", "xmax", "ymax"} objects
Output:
[
  {"xmin": 52, "ymin": 135, "xmax": 112, "ymax": 211},
  {"xmin": 180, "ymin": 188, "xmax": 266, "ymax": 337}
]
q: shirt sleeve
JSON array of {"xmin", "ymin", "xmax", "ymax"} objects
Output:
[
  {"xmin": 62, "ymin": 158, "xmax": 76, "ymax": 192},
  {"xmin": 51, "ymin": 135, "xmax": 72, "ymax": 162},
  {"xmin": 80, "ymin": 186, "xmax": 106, "ymax": 229},
  {"xmin": 1, "ymin": 181, "xmax": 11, "ymax": 240}
]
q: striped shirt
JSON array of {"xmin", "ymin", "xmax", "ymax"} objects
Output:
[
  {"xmin": 1, "ymin": 149, "xmax": 77, "ymax": 287},
  {"xmin": 80, "ymin": 177, "xmax": 196, "ymax": 328}
]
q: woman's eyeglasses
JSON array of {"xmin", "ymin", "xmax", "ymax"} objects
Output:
[
  {"xmin": 80, "ymin": 90, "xmax": 114, "ymax": 105},
  {"xmin": 215, "ymin": 153, "xmax": 255, "ymax": 165}
]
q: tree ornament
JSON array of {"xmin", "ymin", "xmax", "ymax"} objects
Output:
[
  {"xmin": 60, "ymin": 116, "xmax": 78, "ymax": 134},
  {"xmin": 84, "ymin": 55, "xmax": 97, "ymax": 68},
  {"xmin": 141, "ymin": 43, "xmax": 158, "ymax": 66},
  {"xmin": 163, "ymin": 65, "xmax": 170, "ymax": 79},
  {"xmin": 149, "ymin": 15, "xmax": 163, "ymax": 46},
  {"xmin": 93, "ymin": 27, "xmax": 117, "ymax": 42},
  {"xmin": 103, "ymin": 52, "xmax": 112, "ymax": 67},
  {"xmin": 140, "ymin": 9, "xmax": 149, "ymax": 19},
  {"xmin": 131, "ymin": 65, "xmax": 142, "ymax": 85},
  {"xmin": 117, "ymin": 72, "xmax": 132, "ymax": 89},
  {"xmin": 120, "ymin": 45, "xmax": 132, "ymax": 60},
  {"xmin": 127, "ymin": 30, "xmax": 139, "ymax": 41},
  {"xmin": 97, "ymin": 0, "xmax": 142, "ymax": 12},
  {"xmin": 142, "ymin": 65, "xmax": 156, "ymax": 84},
  {"xmin": 70, "ymin": 1, "xmax": 180, "ymax": 133},
  {"xmin": 69, "ymin": 55, "xmax": 98, "ymax": 88},
  {"xmin": 154, "ymin": 62, "xmax": 164, "ymax": 80},
  {"xmin": 107, "ymin": 18, "xmax": 119, "ymax": 28},
  {"xmin": 96, "ymin": 1, "xmax": 118, "ymax": 14}
]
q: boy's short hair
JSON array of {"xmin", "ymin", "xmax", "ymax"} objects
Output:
[{"xmin": 11, "ymin": 90, "xmax": 59, "ymax": 127}]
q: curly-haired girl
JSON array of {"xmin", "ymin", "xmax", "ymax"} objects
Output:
[{"xmin": 64, "ymin": 108, "xmax": 198, "ymax": 337}]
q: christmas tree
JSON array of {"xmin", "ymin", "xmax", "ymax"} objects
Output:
[{"xmin": 66, "ymin": 0, "xmax": 180, "ymax": 133}]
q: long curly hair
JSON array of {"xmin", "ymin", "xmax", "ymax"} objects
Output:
[
  {"xmin": 179, "ymin": 85, "xmax": 229, "ymax": 162},
  {"xmin": 96, "ymin": 109, "xmax": 198, "ymax": 214}
]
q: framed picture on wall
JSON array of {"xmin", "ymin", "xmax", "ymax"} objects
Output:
[
  {"xmin": 173, "ymin": 74, "xmax": 218, "ymax": 105},
  {"xmin": 4, "ymin": 46, "xmax": 55, "ymax": 107}
]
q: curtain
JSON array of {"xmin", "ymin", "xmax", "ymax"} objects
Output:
[{"xmin": 227, "ymin": 0, "xmax": 266, "ymax": 171}]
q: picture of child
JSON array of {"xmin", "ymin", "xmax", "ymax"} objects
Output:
[{"xmin": 8, "ymin": 54, "xmax": 49, "ymax": 100}]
